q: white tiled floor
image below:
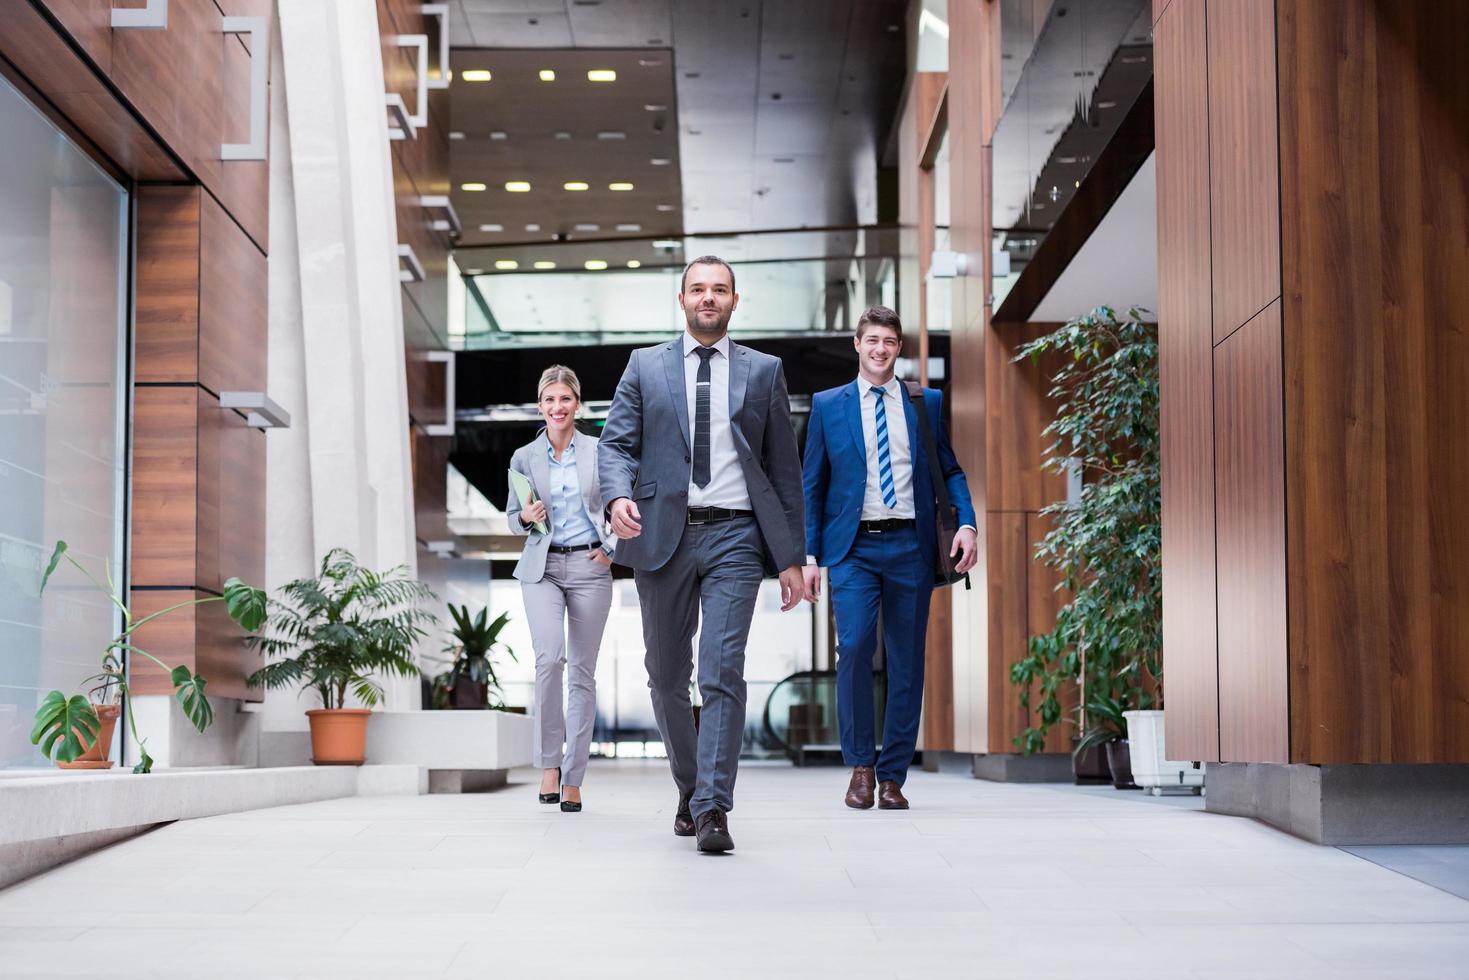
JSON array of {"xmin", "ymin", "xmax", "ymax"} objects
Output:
[{"xmin": 2, "ymin": 760, "xmax": 1468, "ymax": 978}]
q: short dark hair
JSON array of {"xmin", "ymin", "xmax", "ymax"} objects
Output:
[
  {"xmin": 856, "ymin": 305, "xmax": 903, "ymax": 340},
  {"xmin": 681, "ymin": 255, "xmax": 736, "ymax": 293}
]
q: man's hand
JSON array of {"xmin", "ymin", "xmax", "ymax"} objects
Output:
[
  {"xmin": 802, "ymin": 564, "xmax": 822, "ymax": 603},
  {"xmin": 519, "ymin": 499, "xmax": 548, "ymax": 528},
  {"xmin": 609, "ymin": 498, "xmax": 642, "ymax": 539},
  {"xmin": 951, "ymin": 526, "xmax": 979, "ymax": 574},
  {"xmin": 778, "ymin": 565, "xmax": 807, "ymax": 611}
]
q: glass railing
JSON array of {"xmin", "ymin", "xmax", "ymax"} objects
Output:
[
  {"xmin": 991, "ymin": 0, "xmax": 1153, "ymax": 307},
  {"xmin": 450, "ymin": 226, "xmax": 903, "ymax": 349}
]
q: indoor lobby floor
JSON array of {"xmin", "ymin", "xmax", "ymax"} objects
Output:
[{"xmin": 2, "ymin": 761, "xmax": 1467, "ymax": 978}]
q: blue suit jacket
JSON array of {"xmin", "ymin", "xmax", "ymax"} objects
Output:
[{"xmin": 802, "ymin": 380, "xmax": 977, "ymax": 568}]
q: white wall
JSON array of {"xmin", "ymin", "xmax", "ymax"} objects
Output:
[{"xmin": 261, "ymin": 1, "xmax": 421, "ymax": 734}]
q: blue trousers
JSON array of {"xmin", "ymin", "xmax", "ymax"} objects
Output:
[{"xmin": 829, "ymin": 526, "xmax": 933, "ymax": 786}]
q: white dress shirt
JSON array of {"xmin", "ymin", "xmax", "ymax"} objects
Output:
[
  {"xmin": 683, "ymin": 332, "xmax": 751, "ymax": 510},
  {"xmin": 860, "ymin": 376, "xmax": 917, "ymax": 520}
]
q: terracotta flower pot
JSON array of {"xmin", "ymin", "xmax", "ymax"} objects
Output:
[
  {"xmin": 58, "ymin": 703, "xmax": 120, "ymax": 770},
  {"xmin": 305, "ymin": 708, "xmax": 372, "ymax": 765}
]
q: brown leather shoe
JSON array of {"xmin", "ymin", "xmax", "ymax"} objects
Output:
[
  {"xmin": 845, "ymin": 766, "xmax": 876, "ymax": 809},
  {"xmin": 695, "ymin": 809, "xmax": 734, "ymax": 853},
  {"xmin": 877, "ymin": 780, "xmax": 909, "ymax": 810},
  {"xmin": 673, "ymin": 791, "xmax": 695, "ymax": 837}
]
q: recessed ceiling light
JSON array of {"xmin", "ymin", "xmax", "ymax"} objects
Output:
[
  {"xmin": 504, "ymin": 180, "xmax": 532, "ymax": 192},
  {"xmin": 609, "ymin": 182, "xmax": 634, "ymax": 191},
  {"xmin": 525, "ymin": 223, "xmax": 541, "ymax": 232},
  {"xmin": 656, "ymin": 204, "xmax": 676, "ymax": 212},
  {"xmin": 479, "ymin": 223, "xmax": 503, "ymax": 232},
  {"xmin": 639, "ymin": 58, "xmax": 663, "ymax": 67},
  {"xmin": 461, "ymin": 182, "xmax": 487, "ymax": 191},
  {"xmin": 616, "ymin": 223, "xmax": 642, "ymax": 232},
  {"xmin": 652, "ymin": 239, "xmax": 680, "ymax": 249},
  {"xmin": 539, "ymin": 69, "xmax": 556, "ymax": 81},
  {"xmin": 448, "ymin": 131, "xmax": 466, "ymax": 140},
  {"xmin": 584, "ymin": 259, "xmax": 609, "ymax": 270},
  {"xmin": 626, "ymin": 260, "xmax": 642, "ymax": 269},
  {"xmin": 463, "ymin": 268, "xmax": 484, "ymax": 275},
  {"xmin": 644, "ymin": 104, "xmax": 668, "ymax": 112},
  {"xmin": 490, "ymin": 131, "xmax": 507, "ymax": 140},
  {"xmin": 587, "ymin": 69, "xmax": 617, "ymax": 82},
  {"xmin": 563, "ymin": 181, "xmax": 589, "ymax": 191},
  {"xmin": 533, "ymin": 260, "xmax": 556, "ymax": 270},
  {"xmin": 495, "ymin": 259, "xmax": 519, "ymax": 270},
  {"xmin": 575, "ymin": 223, "xmax": 600, "ymax": 232},
  {"xmin": 462, "ymin": 69, "xmax": 492, "ymax": 82},
  {"xmin": 650, "ymin": 157, "xmax": 671, "ymax": 166},
  {"xmin": 554, "ymin": 131, "xmax": 572, "ymax": 140},
  {"xmin": 597, "ymin": 131, "xmax": 626, "ymax": 141}
]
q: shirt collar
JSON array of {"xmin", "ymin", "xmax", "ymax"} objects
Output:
[
  {"xmin": 682, "ymin": 331, "xmax": 730, "ymax": 359},
  {"xmin": 859, "ymin": 375, "xmax": 901, "ymax": 398},
  {"xmin": 545, "ymin": 437, "xmax": 576, "ymax": 462}
]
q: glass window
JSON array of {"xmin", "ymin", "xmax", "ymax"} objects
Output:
[{"xmin": 0, "ymin": 75, "xmax": 129, "ymax": 768}]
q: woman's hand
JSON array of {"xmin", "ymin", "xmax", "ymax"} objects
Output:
[
  {"xmin": 588, "ymin": 548, "xmax": 612, "ymax": 567},
  {"xmin": 520, "ymin": 499, "xmax": 548, "ymax": 528}
]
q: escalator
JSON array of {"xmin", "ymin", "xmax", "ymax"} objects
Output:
[{"xmin": 761, "ymin": 669, "xmax": 886, "ymax": 766}]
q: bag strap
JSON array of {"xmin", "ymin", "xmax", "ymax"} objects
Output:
[{"xmin": 904, "ymin": 382, "xmax": 957, "ymax": 531}]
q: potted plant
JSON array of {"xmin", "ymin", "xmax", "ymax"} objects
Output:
[
  {"xmin": 30, "ymin": 541, "xmax": 266, "ymax": 772},
  {"xmin": 247, "ymin": 548, "xmax": 436, "ymax": 765},
  {"xmin": 425, "ymin": 605, "xmax": 517, "ymax": 709},
  {"xmin": 1009, "ymin": 307, "xmax": 1164, "ymax": 785},
  {"xmin": 1075, "ymin": 693, "xmax": 1138, "ymax": 790}
]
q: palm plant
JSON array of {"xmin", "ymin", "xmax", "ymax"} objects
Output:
[
  {"xmin": 1009, "ymin": 306, "xmax": 1161, "ymax": 755},
  {"xmin": 31, "ymin": 541, "xmax": 267, "ymax": 772},
  {"xmin": 247, "ymin": 549, "xmax": 437, "ymax": 709},
  {"xmin": 426, "ymin": 605, "xmax": 516, "ymax": 709}
]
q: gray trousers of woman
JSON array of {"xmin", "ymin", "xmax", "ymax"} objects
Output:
[{"xmin": 521, "ymin": 551, "xmax": 613, "ymax": 786}]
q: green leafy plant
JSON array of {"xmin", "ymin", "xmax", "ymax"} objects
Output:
[
  {"xmin": 1009, "ymin": 306, "xmax": 1161, "ymax": 755},
  {"xmin": 425, "ymin": 605, "xmax": 517, "ymax": 709},
  {"xmin": 247, "ymin": 549, "xmax": 437, "ymax": 709},
  {"xmin": 31, "ymin": 541, "xmax": 266, "ymax": 772}
]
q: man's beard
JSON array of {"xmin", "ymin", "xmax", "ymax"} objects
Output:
[{"xmin": 685, "ymin": 305, "xmax": 730, "ymax": 337}]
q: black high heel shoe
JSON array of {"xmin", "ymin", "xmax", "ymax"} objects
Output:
[
  {"xmin": 560, "ymin": 790, "xmax": 582, "ymax": 813},
  {"xmin": 539, "ymin": 767, "xmax": 561, "ymax": 805}
]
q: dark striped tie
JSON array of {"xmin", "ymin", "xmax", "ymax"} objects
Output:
[
  {"xmin": 693, "ymin": 346, "xmax": 717, "ymax": 488},
  {"xmin": 872, "ymin": 385, "xmax": 897, "ymax": 509}
]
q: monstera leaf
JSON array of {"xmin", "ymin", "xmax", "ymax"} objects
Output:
[
  {"xmin": 39, "ymin": 541, "xmax": 68, "ymax": 595},
  {"xmin": 223, "ymin": 578, "xmax": 268, "ymax": 632},
  {"xmin": 30, "ymin": 691, "xmax": 101, "ymax": 763},
  {"xmin": 171, "ymin": 665, "xmax": 214, "ymax": 733}
]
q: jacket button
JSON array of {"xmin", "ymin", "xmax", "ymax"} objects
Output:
[
  {"xmin": 679, "ymin": 490, "xmax": 687, "ymax": 497},
  {"xmin": 684, "ymin": 455, "xmax": 691, "ymax": 463}
]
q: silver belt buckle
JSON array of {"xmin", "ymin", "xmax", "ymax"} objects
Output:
[{"xmin": 687, "ymin": 509, "xmax": 708, "ymax": 526}]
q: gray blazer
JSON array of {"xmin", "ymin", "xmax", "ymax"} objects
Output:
[
  {"xmin": 598, "ymin": 337, "xmax": 805, "ymax": 574},
  {"xmin": 507, "ymin": 430, "xmax": 618, "ymax": 583}
]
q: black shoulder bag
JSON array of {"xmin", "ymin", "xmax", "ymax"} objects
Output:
[{"xmin": 904, "ymin": 382, "xmax": 971, "ymax": 590}]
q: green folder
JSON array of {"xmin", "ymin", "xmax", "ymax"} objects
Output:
[{"xmin": 508, "ymin": 468, "xmax": 549, "ymax": 534}]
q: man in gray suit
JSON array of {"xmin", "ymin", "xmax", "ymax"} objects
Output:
[{"xmin": 600, "ymin": 255, "xmax": 807, "ymax": 853}]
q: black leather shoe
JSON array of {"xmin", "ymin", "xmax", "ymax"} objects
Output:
[
  {"xmin": 695, "ymin": 809, "xmax": 734, "ymax": 853},
  {"xmin": 560, "ymin": 798, "xmax": 582, "ymax": 813},
  {"xmin": 673, "ymin": 791, "xmax": 695, "ymax": 837},
  {"xmin": 539, "ymin": 767, "xmax": 561, "ymax": 805}
]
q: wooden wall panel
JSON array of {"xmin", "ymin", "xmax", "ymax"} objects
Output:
[
  {"xmin": 37, "ymin": 0, "xmax": 112, "ymax": 71},
  {"xmin": 128, "ymin": 588, "xmax": 259, "ymax": 701},
  {"xmin": 985, "ymin": 322, "xmax": 1070, "ymax": 513},
  {"xmin": 210, "ymin": 11, "xmax": 271, "ymax": 253},
  {"xmin": 1214, "ymin": 300, "xmax": 1288, "ymax": 763},
  {"xmin": 1155, "ymin": 0, "xmax": 1220, "ymax": 762},
  {"xmin": 922, "ymin": 589, "xmax": 954, "ymax": 750},
  {"xmin": 199, "ymin": 191, "xmax": 267, "ymax": 395},
  {"xmin": 1279, "ymin": 0, "xmax": 1469, "ymax": 764},
  {"xmin": 135, "ymin": 187, "xmax": 203, "ymax": 383},
  {"xmin": 1205, "ymin": 0, "xmax": 1280, "ymax": 341},
  {"xmin": 130, "ymin": 387, "xmax": 200, "ymax": 587}
]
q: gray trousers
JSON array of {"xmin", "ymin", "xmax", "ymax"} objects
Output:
[
  {"xmin": 521, "ymin": 551, "xmax": 613, "ymax": 786},
  {"xmin": 635, "ymin": 516, "xmax": 764, "ymax": 818}
]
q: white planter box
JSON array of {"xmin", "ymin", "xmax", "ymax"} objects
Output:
[
  {"xmin": 364, "ymin": 709, "xmax": 533, "ymax": 772},
  {"xmin": 1124, "ymin": 709, "xmax": 1205, "ymax": 795}
]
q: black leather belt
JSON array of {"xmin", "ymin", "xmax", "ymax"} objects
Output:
[
  {"xmin": 548, "ymin": 542, "xmax": 597, "ymax": 554},
  {"xmin": 687, "ymin": 507, "xmax": 753, "ymax": 525},
  {"xmin": 859, "ymin": 518, "xmax": 916, "ymax": 533}
]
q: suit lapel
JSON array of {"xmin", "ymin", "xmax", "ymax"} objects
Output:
[
  {"xmin": 844, "ymin": 380, "xmax": 866, "ymax": 456},
  {"xmin": 529, "ymin": 432, "xmax": 552, "ymax": 506},
  {"xmin": 662, "ymin": 341, "xmax": 691, "ymax": 450},
  {"xmin": 728, "ymin": 342, "xmax": 750, "ymax": 427}
]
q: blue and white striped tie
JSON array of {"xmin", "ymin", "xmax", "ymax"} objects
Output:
[{"xmin": 871, "ymin": 385, "xmax": 898, "ymax": 509}]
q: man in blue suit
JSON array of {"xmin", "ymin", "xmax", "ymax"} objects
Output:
[{"xmin": 801, "ymin": 306, "xmax": 977, "ymax": 809}]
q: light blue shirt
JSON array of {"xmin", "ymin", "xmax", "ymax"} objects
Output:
[{"xmin": 546, "ymin": 440, "xmax": 600, "ymax": 548}]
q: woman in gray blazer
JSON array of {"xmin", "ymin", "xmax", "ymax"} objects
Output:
[{"xmin": 507, "ymin": 366, "xmax": 617, "ymax": 813}]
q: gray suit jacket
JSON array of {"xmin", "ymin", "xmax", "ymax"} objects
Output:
[
  {"xmin": 507, "ymin": 430, "xmax": 618, "ymax": 583},
  {"xmin": 598, "ymin": 337, "xmax": 805, "ymax": 574}
]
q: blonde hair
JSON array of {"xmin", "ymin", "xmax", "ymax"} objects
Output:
[{"xmin": 536, "ymin": 364, "xmax": 582, "ymax": 403}]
